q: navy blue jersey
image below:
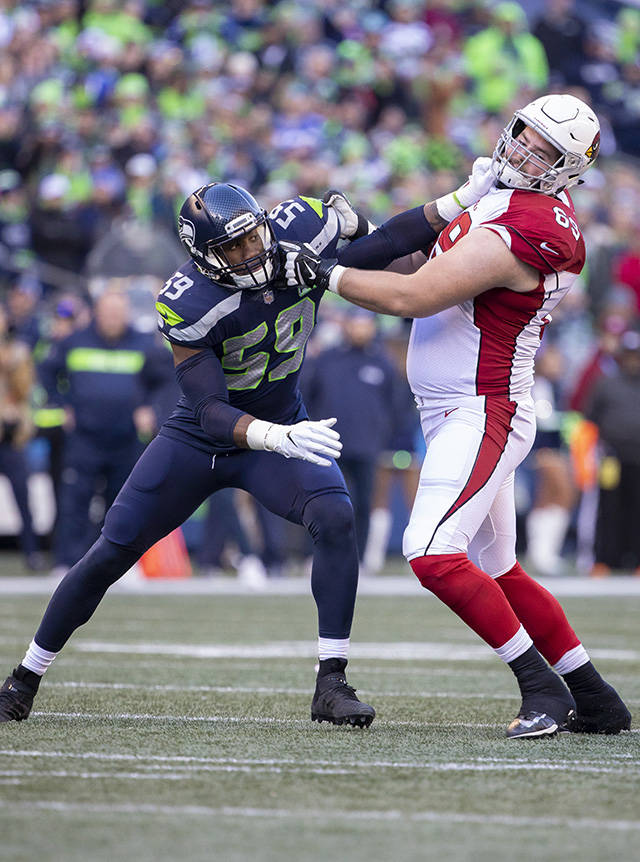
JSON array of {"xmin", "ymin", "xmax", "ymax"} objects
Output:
[{"xmin": 157, "ymin": 196, "xmax": 341, "ymax": 453}]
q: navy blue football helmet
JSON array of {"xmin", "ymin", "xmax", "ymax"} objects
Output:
[{"xmin": 177, "ymin": 182, "xmax": 279, "ymax": 289}]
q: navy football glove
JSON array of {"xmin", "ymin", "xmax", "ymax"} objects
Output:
[
  {"xmin": 322, "ymin": 189, "xmax": 376, "ymax": 240},
  {"xmin": 279, "ymin": 241, "xmax": 339, "ymax": 295}
]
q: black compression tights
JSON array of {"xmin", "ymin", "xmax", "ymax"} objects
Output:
[
  {"xmin": 33, "ymin": 492, "xmax": 360, "ymax": 653},
  {"xmin": 303, "ymin": 493, "xmax": 359, "ymax": 640},
  {"xmin": 34, "ymin": 536, "xmax": 140, "ymax": 652}
]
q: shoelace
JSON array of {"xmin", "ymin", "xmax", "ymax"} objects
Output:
[{"xmin": 319, "ymin": 676, "xmax": 359, "ymax": 707}]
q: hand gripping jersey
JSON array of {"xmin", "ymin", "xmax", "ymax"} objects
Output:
[
  {"xmin": 406, "ymin": 186, "xmax": 585, "ymax": 402},
  {"xmin": 156, "ymin": 196, "xmax": 341, "ymax": 453}
]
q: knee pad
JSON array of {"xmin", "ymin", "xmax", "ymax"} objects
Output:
[
  {"xmin": 103, "ymin": 501, "xmax": 146, "ymax": 550},
  {"xmin": 403, "ymin": 520, "xmax": 426, "ymax": 561},
  {"xmin": 303, "ymin": 493, "xmax": 355, "ymax": 546},
  {"xmin": 87, "ymin": 534, "xmax": 138, "ymax": 570},
  {"xmin": 409, "ymin": 553, "xmax": 467, "ymax": 592},
  {"xmin": 403, "ymin": 517, "xmax": 467, "ymax": 561}
]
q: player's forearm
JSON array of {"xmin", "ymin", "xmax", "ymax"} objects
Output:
[
  {"xmin": 331, "ymin": 228, "xmax": 525, "ymax": 317},
  {"xmin": 175, "ymin": 350, "xmax": 246, "ymax": 444},
  {"xmin": 232, "ymin": 414, "xmax": 253, "ymax": 448},
  {"xmin": 332, "ymin": 267, "xmax": 425, "ymax": 317},
  {"xmin": 337, "ymin": 206, "xmax": 437, "ymax": 270}
]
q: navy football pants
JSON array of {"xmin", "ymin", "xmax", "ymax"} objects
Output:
[{"xmin": 35, "ymin": 432, "xmax": 359, "ymax": 651}]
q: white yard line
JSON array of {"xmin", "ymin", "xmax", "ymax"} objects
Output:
[
  {"xmin": 71, "ymin": 639, "xmax": 494, "ymax": 661},
  {"xmin": 0, "ymin": 764, "xmax": 360, "ymax": 781},
  {"xmin": 2, "ymin": 574, "xmax": 640, "ymax": 597},
  {"xmin": 29, "ymin": 710, "xmax": 496, "ymax": 729},
  {"xmin": 44, "ymin": 680, "xmax": 640, "ymax": 705},
  {"xmin": 1, "ymin": 750, "xmax": 637, "ymax": 772},
  {"xmin": 47, "ymin": 680, "xmax": 519, "ymax": 699},
  {"xmin": 23, "ymin": 710, "xmax": 640, "ymax": 733},
  {"xmin": 69, "ymin": 639, "xmax": 640, "ymax": 662},
  {"xmin": 1, "ymin": 760, "xmax": 636, "ymax": 780},
  {"xmin": 1, "ymin": 800, "xmax": 638, "ymax": 831}
]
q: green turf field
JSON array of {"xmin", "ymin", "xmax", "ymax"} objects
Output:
[{"xmin": 0, "ymin": 583, "xmax": 638, "ymax": 862}]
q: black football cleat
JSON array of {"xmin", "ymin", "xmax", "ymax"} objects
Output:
[
  {"xmin": 507, "ymin": 693, "xmax": 576, "ymax": 739},
  {"xmin": 0, "ymin": 670, "xmax": 38, "ymax": 723},
  {"xmin": 571, "ymin": 683, "xmax": 632, "ymax": 734},
  {"xmin": 507, "ymin": 646, "xmax": 576, "ymax": 740},
  {"xmin": 507, "ymin": 709, "xmax": 573, "ymax": 739},
  {"xmin": 311, "ymin": 659, "xmax": 375, "ymax": 728}
]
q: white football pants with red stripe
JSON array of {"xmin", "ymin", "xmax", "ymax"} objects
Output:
[{"xmin": 403, "ymin": 394, "xmax": 535, "ymax": 572}]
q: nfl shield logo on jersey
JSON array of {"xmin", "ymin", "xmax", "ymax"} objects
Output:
[{"xmin": 262, "ymin": 289, "xmax": 274, "ymax": 304}]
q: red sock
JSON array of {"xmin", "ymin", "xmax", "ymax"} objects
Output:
[
  {"xmin": 496, "ymin": 561, "xmax": 580, "ymax": 665},
  {"xmin": 410, "ymin": 553, "xmax": 522, "ymax": 648}
]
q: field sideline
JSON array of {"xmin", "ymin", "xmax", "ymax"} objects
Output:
[{"xmin": 0, "ymin": 562, "xmax": 638, "ymax": 861}]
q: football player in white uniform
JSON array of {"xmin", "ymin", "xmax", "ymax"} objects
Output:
[{"xmin": 283, "ymin": 94, "xmax": 631, "ymax": 739}]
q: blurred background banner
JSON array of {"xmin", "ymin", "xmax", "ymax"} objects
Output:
[{"xmin": 0, "ymin": 0, "xmax": 639, "ymax": 578}]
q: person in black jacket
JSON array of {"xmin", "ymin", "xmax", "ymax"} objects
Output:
[
  {"xmin": 533, "ymin": 0, "xmax": 588, "ymax": 86},
  {"xmin": 29, "ymin": 174, "xmax": 99, "ymax": 292},
  {"xmin": 40, "ymin": 288, "xmax": 175, "ymax": 573},
  {"xmin": 302, "ymin": 308, "xmax": 398, "ymax": 561},
  {"xmin": 586, "ymin": 329, "xmax": 640, "ymax": 574}
]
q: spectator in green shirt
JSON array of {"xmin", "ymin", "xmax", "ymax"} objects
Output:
[{"xmin": 464, "ymin": 2, "xmax": 549, "ymax": 114}]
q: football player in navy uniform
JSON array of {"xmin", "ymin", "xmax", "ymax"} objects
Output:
[{"xmin": 0, "ymin": 161, "xmax": 496, "ymax": 727}]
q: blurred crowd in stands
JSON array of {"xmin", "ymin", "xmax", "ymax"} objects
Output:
[{"xmin": 0, "ymin": 0, "xmax": 639, "ymax": 578}]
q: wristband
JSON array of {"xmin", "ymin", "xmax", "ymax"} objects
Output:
[
  {"xmin": 246, "ymin": 418, "xmax": 273, "ymax": 450},
  {"xmin": 435, "ymin": 191, "xmax": 464, "ymax": 223},
  {"xmin": 327, "ymin": 264, "xmax": 346, "ymax": 294}
]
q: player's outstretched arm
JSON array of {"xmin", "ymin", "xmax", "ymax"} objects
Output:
[
  {"xmin": 282, "ymin": 227, "xmax": 539, "ymax": 319},
  {"xmin": 328, "ymin": 158, "xmax": 495, "ymax": 272}
]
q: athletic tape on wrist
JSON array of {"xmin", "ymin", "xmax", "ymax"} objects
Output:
[
  {"xmin": 328, "ymin": 264, "xmax": 346, "ymax": 294},
  {"xmin": 246, "ymin": 418, "xmax": 274, "ymax": 450},
  {"xmin": 435, "ymin": 192, "xmax": 463, "ymax": 223}
]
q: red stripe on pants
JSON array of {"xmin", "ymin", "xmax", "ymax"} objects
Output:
[{"xmin": 440, "ymin": 398, "xmax": 517, "ymax": 524}]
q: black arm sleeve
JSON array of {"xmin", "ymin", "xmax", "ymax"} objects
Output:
[
  {"xmin": 337, "ymin": 206, "xmax": 437, "ymax": 270},
  {"xmin": 175, "ymin": 349, "xmax": 246, "ymax": 444}
]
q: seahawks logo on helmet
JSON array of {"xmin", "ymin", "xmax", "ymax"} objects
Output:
[{"xmin": 178, "ymin": 216, "xmax": 197, "ymax": 254}]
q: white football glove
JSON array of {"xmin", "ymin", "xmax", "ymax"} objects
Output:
[
  {"xmin": 322, "ymin": 189, "xmax": 376, "ymax": 240},
  {"xmin": 435, "ymin": 157, "xmax": 496, "ymax": 223},
  {"xmin": 246, "ymin": 417, "xmax": 342, "ymax": 467}
]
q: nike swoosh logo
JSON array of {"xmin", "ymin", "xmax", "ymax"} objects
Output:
[
  {"xmin": 540, "ymin": 241, "xmax": 560, "ymax": 255},
  {"xmin": 444, "ymin": 408, "xmax": 459, "ymax": 417}
]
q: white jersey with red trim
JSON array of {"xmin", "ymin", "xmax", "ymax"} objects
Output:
[{"xmin": 406, "ymin": 186, "xmax": 585, "ymax": 402}]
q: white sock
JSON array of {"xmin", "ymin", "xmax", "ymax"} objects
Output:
[
  {"xmin": 318, "ymin": 637, "xmax": 350, "ymax": 661},
  {"xmin": 21, "ymin": 640, "xmax": 58, "ymax": 676},
  {"xmin": 553, "ymin": 644, "xmax": 589, "ymax": 675},
  {"xmin": 526, "ymin": 505, "xmax": 570, "ymax": 576},
  {"xmin": 363, "ymin": 508, "xmax": 392, "ymax": 573},
  {"xmin": 493, "ymin": 625, "xmax": 533, "ymax": 663}
]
